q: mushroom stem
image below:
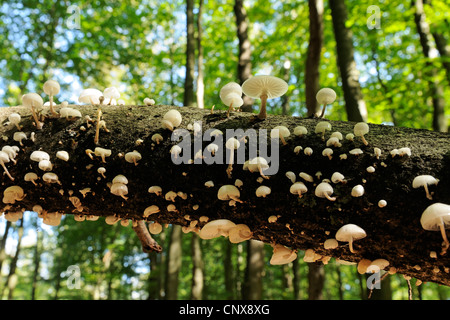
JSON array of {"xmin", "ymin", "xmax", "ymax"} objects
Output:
[
  {"xmin": 324, "ymin": 193, "xmax": 336, "ymax": 201},
  {"xmin": 132, "ymin": 220, "xmax": 162, "ymax": 253},
  {"xmin": 424, "ymin": 184, "xmax": 433, "ymax": 200},
  {"xmin": 258, "ymin": 164, "xmax": 269, "ymax": 179},
  {"xmin": 319, "ymin": 103, "xmax": 327, "ymax": 118},
  {"xmin": 31, "ymin": 105, "xmax": 43, "ymax": 130},
  {"xmin": 227, "ymin": 102, "xmax": 234, "ymax": 118},
  {"xmin": 361, "ymin": 135, "xmax": 369, "ymax": 146},
  {"xmin": 94, "ymin": 108, "xmax": 102, "ymax": 145},
  {"xmin": 49, "ymin": 96, "xmax": 58, "ymax": 117},
  {"xmin": 120, "ymin": 194, "xmax": 128, "ymax": 200},
  {"xmin": 348, "ymin": 238, "xmax": 356, "ymax": 253},
  {"xmin": 227, "ymin": 153, "xmax": 234, "ymax": 179},
  {"xmin": 439, "ymin": 218, "xmax": 449, "ymax": 255},
  {"xmin": 258, "ymin": 94, "xmax": 268, "ymax": 120},
  {"xmin": 279, "ymin": 135, "xmax": 287, "ymax": 146},
  {"xmin": 229, "ymin": 195, "xmax": 243, "ymax": 203},
  {"xmin": 1, "ymin": 162, "xmax": 14, "ymax": 181}
]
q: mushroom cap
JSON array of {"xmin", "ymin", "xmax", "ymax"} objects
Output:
[
  {"xmin": 143, "ymin": 205, "xmax": 160, "ymax": 217},
  {"xmin": 43, "ymin": 80, "xmax": 60, "ymax": 96},
  {"xmin": 148, "ymin": 185, "xmax": 162, "ymax": 195},
  {"xmin": 255, "ymin": 185, "xmax": 271, "ymax": 197},
  {"xmin": 125, "ymin": 150, "xmax": 142, "ymax": 163},
  {"xmin": 354, "ymin": 122, "xmax": 369, "ymax": 136},
  {"xmin": 315, "ymin": 121, "xmax": 331, "ymax": 133},
  {"xmin": 219, "ymin": 82, "xmax": 242, "ymax": 99},
  {"xmin": 110, "ymin": 183, "xmax": 128, "ymax": 197},
  {"xmin": 103, "ymin": 87, "xmax": 120, "ymax": 99},
  {"xmin": 225, "ymin": 137, "xmax": 240, "ymax": 150},
  {"xmin": 270, "ymin": 244, "xmax": 297, "ymax": 265},
  {"xmin": 247, "ymin": 157, "xmax": 269, "ymax": 172},
  {"xmin": 228, "ymin": 224, "xmax": 252, "ymax": 243},
  {"xmin": 331, "ymin": 172, "xmax": 345, "ymax": 183},
  {"xmin": 217, "ymin": 185, "xmax": 241, "ymax": 201},
  {"xmin": 199, "ymin": 219, "xmax": 237, "ymax": 240},
  {"xmin": 412, "ymin": 175, "xmax": 439, "ymax": 189},
  {"xmin": 30, "ymin": 150, "xmax": 50, "ymax": 162},
  {"xmin": 24, "ymin": 172, "xmax": 38, "ymax": 181},
  {"xmin": 94, "ymin": 147, "xmax": 112, "ymax": 157},
  {"xmin": 315, "ymin": 182, "xmax": 334, "ymax": 198},
  {"xmin": 78, "ymin": 88, "xmax": 102, "ymax": 104},
  {"xmin": 324, "ymin": 238, "xmax": 339, "ymax": 250},
  {"xmin": 56, "ymin": 151, "xmax": 69, "ymax": 161},
  {"xmin": 349, "ymin": 148, "xmax": 363, "ymax": 155},
  {"xmin": 112, "ymin": 174, "xmax": 128, "ymax": 185},
  {"xmin": 270, "ymin": 125, "xmax": 290, "ymax": 139},
  {"xmin": 221, "ymin": 92, "xmax": 244, "ymax": 108},
  {"xmin": 351, "ymin": 185, "xmax": 365, "ymax": 197},
  {"xmin": 22, "ymin": 93, "xmax": 44, "ymax": 108},
  {"xmin": 335, "ymin": 224, "xmax": 367, "ymax": 243},
  {"xmin": 316, "ymin": 88, "xmax": 337, "ymax": 105},
  {"xmin": 241, "ymin": 75, "xmax": 288, "ymax": 99},
  {"xmin": 3, "ymin": 186, "xmax": 25, "ymax": 204},
  {"xmin": 163, "ymin": 109, "xmax": 182, "ymax": 127},
  {"xmin": 42, "ymin": 172, "xmax": 59, "ymax": 183},
  {"xmin": 420, "ymin": 203, "xmax": 450, "ymax": 231},
  {"xmin": 8, "ymin": 113, "xmax": 21, "ymax": 124},
  {"xmin": 13, "ymin": 132, "xmax": 27, "ymax": 142},
  {"xmin": 290, "ymin": 182, "xmax": 308, "ymax": 195},
  {"xmin": 293, "ymin": 126, "xmax": 307, "ymax": 136}
]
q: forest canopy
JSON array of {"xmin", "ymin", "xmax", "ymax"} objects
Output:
[{"xmin": 0, "ymin": 0, "xmax": 449, "ymax": 301}]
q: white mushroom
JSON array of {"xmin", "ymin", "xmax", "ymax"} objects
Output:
[
  {"xmin": 316, "ymin": 88, "xmax": 336, "ymax": 118},
  {"xmin": 43, "ymin": 79, "xmax": 60, "ymax": 116},
  {"xmin": 354, "ymin": 122, "xmax": 369, "ymax": 145},
  {"xmin": 412, "ymin": 175, "xmax": 439, "ymax": 200},
  {"xmin": 315, "ymin": 121, "xmax": 331, "ymax": 140},
  {"xmin": 255, "ymin": 186, "xmax": 271, "ymax": 198},
  {"xmin": 22, "ymin": 93, "xmax": 44, "ymax": 129},
  {"xmin": 225, "ymin": 138, "xmax": 240, "ymax": 178},
  {"xmin": 290, "ymin": 182, "xmax": 308, "ymax": 198},
  {"xmin": 125, "ymin": 150, "xmax": 142, "ymax": 166},
  {"xmin": 315, "ymin": 182, "xmax": 336, "ymax": 201},
  {"xmin": 78, "ymin": 88, "xmax": 102, "ymax": 105},
  {"xmin": 217, "ymin": 185, "xmax": 243, "ymax": 203},
  {"xmin": 270, "ymin": 125, "xmax": 290, "ymax": 145},
  {"xmin": 241, "ymin": 75, "xmax": 288, "ymax": 120},
  {"xmin": 335, "ymin": 224, "xmax": 367, "ymax": 253},
  {"xmin": 351, "ymin": 185, "xmax": 365, "ymax": 197},
  {"xmin": 162, "ymin": 109, "xmax": 182, "ymax": 131},
  {"xmin": 420, "ymin": 203, "xmax": 450, "ymax": 255}
]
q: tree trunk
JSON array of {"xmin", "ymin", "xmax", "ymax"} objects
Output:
[
  {"xmin": 305, "ymin": 0, "xmax": 324, "ymax": 117},
  {"xmin": 2, "ymin": 219, "xmax": 23, "ymax": 300},
  {"xmin": 0, "ymin": 221, "xmax": 11, "ymax": 274},
  {"xmin": 413, "ymin": 0, "xmax": 447, "ymax": 132},
  {"xmin": 234, "ymin": 0, "xmax": 254, "ymax": 112},
  {"xmin": 427, "ymin": 0, "xmax": 450, "ymax": 85},
  {"xmin": 0, "ymin": 105, "xmax": 449, "ymax": 287},
  {"xmin": 224, "ymin": 241, "xmax": 235, "ymax": 299},
  {"xmin": 196, "ymin": 0, "xmax": 205, "ymax": 109},
  {"xmin": 165, "ymin": 225, "xmax": 183, "ymax": 299},
  {"xmin": 242, "ymin": 240, "xmax": 264, "ymax": 299},
  {"xmin": 190, "ymin": 233, "xmax": 204, "ymax": 300},
  {"xmin": 281, "ymin": 61, "xmax": 291, "ymax": 116},
  {"xmin": 307, "ymin": 263, "xmax": 324, "ymax": 300},
  {"xmin": 329, "ymin": 0, "xmax": 368, "ymax": 122},
  {"xmin": 184, "ymin": 0, "xmax": 196, "ymax": 107},
  {"xmin": 31, "ymin": 221, "xmax": 42, "ymax": 300}
]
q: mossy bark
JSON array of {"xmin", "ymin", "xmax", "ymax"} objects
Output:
[{"xmin": 1, "ymin": 104, "xmax": 450, "ymax": 287}]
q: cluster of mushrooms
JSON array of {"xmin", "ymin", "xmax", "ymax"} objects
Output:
[{"xmin": 0, "ymin": 76, "xmax": 449, "ymax": 277}]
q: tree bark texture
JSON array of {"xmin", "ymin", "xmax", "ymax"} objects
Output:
[
  {"xmin": 329, "ymin": 0, "xmax": 368, "ymax": 122},
  {"xmin": 0, "ymin": 104, "xmax": 450, "ymax": 287},
  {"xmin": 305, "ymin": 0, "xmax": 324, "ymax": 117}
]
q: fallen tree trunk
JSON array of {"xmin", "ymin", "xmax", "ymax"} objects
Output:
[{"xmin": 1, "ymin": 104, "xmax": 449, "ymax": 287}]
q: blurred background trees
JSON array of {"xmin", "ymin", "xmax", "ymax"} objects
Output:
[{"xmin": 0, "ymin": 0, "xmax": 449, "ymax": 300}]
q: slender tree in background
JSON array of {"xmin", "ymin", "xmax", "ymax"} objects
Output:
[
  {"xmin": 165, "ymin": 225, "xmax": 183, "ymax": 299},
  {"xmin": 329, "ymin": 0, "xmax": 367, "ymax": 122},
  {"xmin": 307, "ymin": 263, "xmax": 325, "ymax": 300},
  {"xmin": 184, "ymin": 0, "xmax": 196, "ymax": 107},
  {"xmin": 242, "ymin": 240, "xmax": 264, "ymax": 299},
  {"xmin": 234, "ymin": 0, "xmax": 254, "ymax": 112},
  {"xmin": 196, "ymin": 0, "xmax": 205, "ymax": 109},
  {"xmin": 190, "ymin": 233, "xmax": 204, "ymax": 300},
  {"xmin": 413, "ymin": 0, "xmax": 447, "ymax": 132},
  {"xmin": 0, "ymin": 221, "xmax": 11, "ymax": 274},
  {"xmin": 305, "ymin": 0, "xmax": 324, "ymax": 117},
  {"xmin": 427, "ymin": 0, "xmax": 450, "ymax": 85},
  {"xmin": 1, "ymin": 219, "xmax": 23, "ymax": 299}
]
